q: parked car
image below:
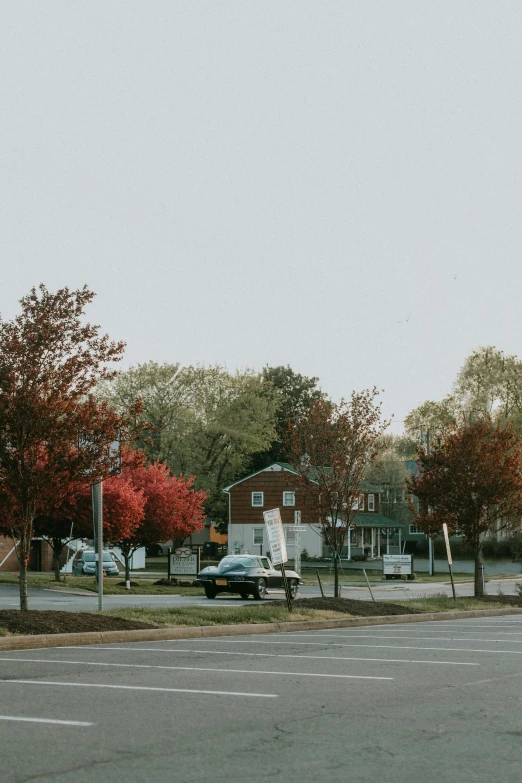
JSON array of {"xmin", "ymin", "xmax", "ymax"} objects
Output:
[
  {"xmin": 72, "ymin": 550, "xmax": 120, "ymax": 577},
  {"xmin": 198, "ymin": 555, "xmax": 301, "ymax": 600}
]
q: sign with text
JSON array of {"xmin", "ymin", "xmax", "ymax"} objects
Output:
[
  {"xmin": 442, "ymin": 523, "xmax": 453, "ymax": 565},
  {"xmin": 169, "ymin": 547, "xmax": 200, "ymax": 577},
  {"xmin": 263, "ymin": 508, "xmax": 288, "ymax": 566},
  {"xmin": 382, "ymin": 554, "xmax": 412, "ymax": 576}
]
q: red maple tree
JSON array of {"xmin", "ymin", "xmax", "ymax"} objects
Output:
[
  {"xmin": 113, "ymin": 456, "xmax": 207, "ymax": 581},
  {"xmin": 0, "ymin": 285, "xmax": 126, "ymax": 609},
  {"xmin": 407, "ymin": 418, "xmax": 522, "ymax": 596},
  {"xmin": 285, "ymin": 391, "xmax": 388, "ymax": 597}
]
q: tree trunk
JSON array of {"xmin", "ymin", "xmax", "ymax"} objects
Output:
[
  {"xmin": 125, "ymin": 551, "xmax": 131, "ymax": 583},
  {"xmin": 18, "ymin": 523, "xmax": 32, "ymax": 611},
  {"xmin": 474, "ymin": 547, "xmax": 484, "ymax": 598},
  {"xmin": 52, "ymin": 539, "xmax": 64, "ymax": 582}
]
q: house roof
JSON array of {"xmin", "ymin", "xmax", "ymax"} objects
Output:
[
  {"xmin": 223, "ymin": 462, "xmax": 299, "ymax": 492},
  {"xmin": 352, "ymin": 512, "xmax": 404, "ymax": 529},
  {"xmin": 223, "ymin": 461, "xmax": 382, "ymax": 494}
]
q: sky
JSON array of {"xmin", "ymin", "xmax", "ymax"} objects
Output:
[{"xmin": 1, "ymin": 1, "xmax": 521, "ymax": 434}]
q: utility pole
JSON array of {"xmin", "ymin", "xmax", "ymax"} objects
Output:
[
  {"xmin": 426, "ymin": 428, "xmax": 435, "ymax": 577},
  {"xmin": 91, "ymin": 481, "xmax": 104, "ymax": 611}
]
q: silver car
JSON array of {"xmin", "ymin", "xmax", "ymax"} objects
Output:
[{"xmin": 72, "ymin": 550, "xmax": 120, "ymax": 577}]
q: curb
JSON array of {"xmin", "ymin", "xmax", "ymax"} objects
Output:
[{"xmin": 1, "ymin": 606, "xmax": 522, "ymax": 652}]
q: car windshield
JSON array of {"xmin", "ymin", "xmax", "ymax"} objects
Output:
[
  {"xmin": 218, "ymin": 557, "xmax": 257, "ymax": 570},
  {"xmin": 82, "ymin": 552, "xmax": 114, "ymax": 562}
]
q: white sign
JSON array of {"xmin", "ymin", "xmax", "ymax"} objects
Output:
[
  {"xmin": 170, "ymin": 552, "xmax": 198, "ymax": 576},
  {"xmin": 442, "ymin": 523, "xmax": 453, "ymax": 565},
  {"xmin": 382, "ymin": 554, "xmax": 412, "ymax": 575},
  {"xmin": 263, "ymin": 508, "xmax": 288, "ymax": 565}
]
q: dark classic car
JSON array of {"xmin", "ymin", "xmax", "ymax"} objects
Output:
[{"xmin": 198, "ymin": 555, "xmax": 301, "ymax": 600}]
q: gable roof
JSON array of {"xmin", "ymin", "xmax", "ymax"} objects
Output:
[
  {"xmin": 223, "ymin": 462, "xmax": 382, "ymax": 494},
  {"xmin": 223, "ymin": 462, "xmax": 299, "ymax": 492}
]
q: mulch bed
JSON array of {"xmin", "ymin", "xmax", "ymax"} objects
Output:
[
  {"xmin": 0, "ymin": 610, "xmax": 157, "ymax": 636},
  {"xmin": 265, "ymin": 597, "xmax": 423, "ymax": 616}
]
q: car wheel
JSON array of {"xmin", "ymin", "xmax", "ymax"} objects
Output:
[
  {"xmin": 288, "ymin": 579, "xmax": 298, "ymax": 600},
  {"xmin": 204, "ymin": 585, "xmax": 217, "ymax": 599},
  {"xmin": 253, "ymin": 578, "xmax": 267, "ymax": 600}
]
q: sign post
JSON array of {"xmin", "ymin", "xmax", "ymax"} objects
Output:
[
  {"xmin": 263, "ymin": 508, "xmax": 292, "ymax": 611},
  {"xmin": 91, "ymin": 481, "xmax": 104, "ymax": 611},
  {"xmin": 442, "ymin": 523, "xmax": 457, "ymax": 602}
]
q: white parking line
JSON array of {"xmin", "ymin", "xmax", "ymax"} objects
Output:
[
  {"xmin": 282, "ymin": 632, "xmax": 522, "ymax": 644},
  {"xmin": 0, "ymin": 715, "xmax": 93, "ymax": 726},
  {"xmin": 57, "ymin": 646, "xmax": 478, "ymax": 666},
  {"xmin": 312, "ymin": 628, "xmax": 522, "ymax": 636},
  {"xmin": 0, "ymin": 658, "xmax": 393, "ymax": 681},
  {"xmin": 165, "ymin": 638, "xmax": 522, "ymax": 655},
  {"xmin": 2, "ymin": 680, "xmax": 278, "ymax": 698}
]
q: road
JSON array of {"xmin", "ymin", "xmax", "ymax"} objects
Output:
[
  {"xmin": 0, "ymin": 577, "xmax": 521, "ymax": 611},
  {"xmin": 1, "ymin": 613, "xmax": 522, "ymax": 782}
]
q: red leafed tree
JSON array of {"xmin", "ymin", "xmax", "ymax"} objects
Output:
[
  {"xmin": 71, "ymin": 472, "xmax": 146, "ymax": 581},
  {"xmin": 114, "ymin": 457, "xmax": 207, "ymax": 582},
  {"xmin": 285, "ymin": 391, "xmax": 388, "ymax": 597},
  {"xmin": 0, "ymin": 285, "xmax": 125, "ymax": 610},
  {"xmin": 407, "ymin": 417, "xmax": 522, "ymax": 597}
]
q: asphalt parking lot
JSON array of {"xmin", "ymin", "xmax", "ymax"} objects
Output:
[{"xmin": 1, "ymin": 614, "xmax": 522, "ymax": 783}]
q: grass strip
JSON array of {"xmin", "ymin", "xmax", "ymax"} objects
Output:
[
  {"xmin": 102, "ymin": 605, "xmax": 346, "ymax": 627},
  {"xmin": 394, "ymin": 595, "xmax": 510, "ymax": 612}
]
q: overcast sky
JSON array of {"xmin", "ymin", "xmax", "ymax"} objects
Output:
[{"xmin": 1, "ymin": 2, "xmax": 521, "ymax": 433}]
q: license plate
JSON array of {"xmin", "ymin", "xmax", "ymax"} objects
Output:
[{"xmin": 215, "ymin": 579, "xmax": 227, "ymax": 586}]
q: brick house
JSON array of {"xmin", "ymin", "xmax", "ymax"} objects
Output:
[
  {"xmin": 223, "ymin": 462, "xmax": 406, "ymax": 560},
  {"xmin": 0, "ymin": 535, "xmax": 55, "ymax": 572}
]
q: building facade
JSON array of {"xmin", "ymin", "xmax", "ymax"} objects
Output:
[{"xmin": 224, "ymin": 462, "xmax": 407, "ymax": 562}]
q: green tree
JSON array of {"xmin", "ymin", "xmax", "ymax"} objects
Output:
[
  {"xmin": 453, "ymin": 346, "xmax": 522, "ymax": 425},
  {"xmin": 104, "ymin": 363, "xmax": 278, "ymax": 531},
  {"xmin": 404, "ymin": 398, "xmax": 457, "ymax": 442},
  {"xmin": 370, "ymin": 446, "xmax": 410, "ymax": 524},
  {"xmin": 251, "ymin": 365, "xmax": 325, "ymax": 469}
]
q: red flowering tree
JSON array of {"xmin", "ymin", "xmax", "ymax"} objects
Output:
[
  {"xmin": 407, "ymin": 418, "xmax": 522, "ymax": 596},
  {"xmin": 114, "ymin": 458, "xmax": 207, "ymax": 582},
  {"xmin": 0, "ymin": 285, "xmax": 126, "ymax": 609}
]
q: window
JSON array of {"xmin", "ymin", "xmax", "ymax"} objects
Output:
[
  {"xmin": 285, "ymin": 527, "xmax": 296, "ymax": 543},
  {"xmin": 251, "ymin": 492, "xmax": 264, "ymax": 507},
  {"xmin": 283, "ymin": 491, "xmax": 295, "ymax": 507},
  {"xmin": 253, "ymin": 528, "xmax": 264, "ymax": 545},
  {"xmin": 367, "ymin": 494, "xmax": 375, "ymax": 512},
  {"xmin": 409, "ymin": 525, "xmax": 423, "ymax": 535},
  {"xmin": 359, "ymin": 495, "xmax": 365, "ymax": 511}
]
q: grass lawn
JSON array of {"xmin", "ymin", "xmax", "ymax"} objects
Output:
[
  {"xmin": 395, "ymin": 595, "xmax": 510, "ymax": 612},
  {"xmin": 102, "ymin": 604, "xmax": 347, "ymax": 627},
  {"xmin": 0, "ymin": 572, "xmax": 204, "ymax": 596}
]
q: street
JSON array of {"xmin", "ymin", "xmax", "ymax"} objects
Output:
[
  {"xmin": 0, "ymin": 577, "xmax": 521, "ymax": 612},
  {"xmin": 1, "ymin": 613, "xmax": 522, "ymax": 782}
]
